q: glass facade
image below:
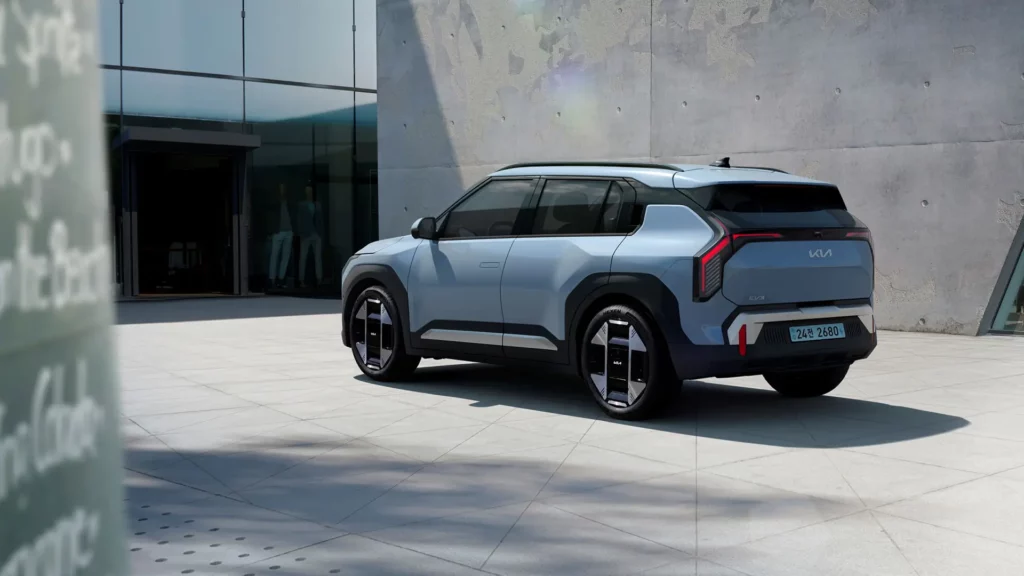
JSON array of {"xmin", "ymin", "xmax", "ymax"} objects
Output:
[
  {"xmin": 100, "ymin": 0, "xmax": 377, "ymax": 297},
  {"xmin": 992, "ymin": 249, "xmax": 1024, "ymax": 334}
]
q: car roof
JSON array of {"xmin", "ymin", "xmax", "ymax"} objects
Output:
[{"xmin": 490, "ymin": 162, "xmax": 832, "ymax": 189}]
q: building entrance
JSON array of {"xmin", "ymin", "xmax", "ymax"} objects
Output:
[{"xmin": 134, "ymin": 152, "xmax": 236, "ymax": 295}]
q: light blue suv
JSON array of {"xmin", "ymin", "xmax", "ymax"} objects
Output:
[{"xmin": 341, "ymin": 160, "xmax": 876, "ymax": 420}]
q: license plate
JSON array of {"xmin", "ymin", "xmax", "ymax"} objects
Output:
[{"xmin": 789, "ymin": 323, "xmax": 846, "ymax": 343}]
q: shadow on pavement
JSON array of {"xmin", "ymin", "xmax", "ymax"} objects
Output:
[
  {"xmin": 359, "ymin": 362, "xmax": 970, "ymax": 449},
  {"xmin": 121, "ymin": 437, "xmax": 813, "ymax": 575},
  {"xmin": 117, "ymin": 296, "xmax": 341, "ymax": 325}
]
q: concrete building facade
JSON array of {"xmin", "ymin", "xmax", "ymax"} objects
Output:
[{"xmin": 376, "ymin": 0, "xmax": 1024, "ymax": 335}]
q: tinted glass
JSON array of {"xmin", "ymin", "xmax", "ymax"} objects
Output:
[
  {"xmin": 123, "ymin": 71, "xmax": 243, "ymax": 121},
  {"xmin": 443, "ymin": 180, "xmax": 535, "ymax": 238},
  {"xmin": 691, "ymin": 184, "xmax": 847, "ymax": 212},
  {"xmin": 992, "ymin": 248, "xmax": 1024, "ymax": 334},
  {"xmin": 692, "ymin": 184, "xmax": 854, "ymax": 230},
  {"xmin": 599, "ymin": 183, "xmax": 625, "ymax": 233},
  {"xmin": 102, "ymin": 68, "xmax": 120, "ymax": 114},
  {"xmin": 531, "ymin": 180, "xmax": 611, "ymax": 235},
  {"xmin": 99, "ymin": 0, "xmax": 120, "ymax": 65},
  {"xmin": 354, "ymin": 0, "xmax": 377, "ymax": 89},
  {"xmin": 245, "ymin": 0, "xmax": 354, "ymax": 86},
  {"xmin": 123, "ymin": 0, "xmax": 243, "ymax": 75},
  {"xmin": 247, "ymin": 83, "xmax": 354, "ymax": 295}
]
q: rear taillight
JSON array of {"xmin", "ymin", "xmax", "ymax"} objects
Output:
[
  {"xmin": 694, "ymin": 236, "xmax": 731, "ymax": 301},
  {"xmin": 694, "ymin": 230, "xmax": 783, "ymax": 301}
]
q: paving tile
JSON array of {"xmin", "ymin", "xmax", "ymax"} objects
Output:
[
  {"xmin": 694, "ymin": 434, "xmax": 796, "ymax": 470},
  {"xmin": 876, "ymin": 387, "xmax": 1024, "ymax": 413},
  {"xmin": 537, "ymin": 444, "xmax": 688, "ymax": 498},
  {"xmin": 848, "ymin": 431, "xmax": 1024, "ymax": 474},
  {"xmin": 365, "ymin": 410, "xmax": 488, "ymax": 437},
  {"xmin": 639, "ymin": 558, "xmax": 751, "ymax": 576},
  {"xmin": 131, "ymin": 407, "xmax": 250, "ymax": 435},
  {"xmin": 241, "ymin": 534, "xmax": 487, "ymax": 575},
  {"xmin": 696, "ymin": 472, "xmax": 860, "ymax": 548},
  {"xmin": 874, "ymin": 513, "xmax": 1024, "ymax": 576},
  {"xmin": 435, "ymin": 423, "xmax": 573, "ymax": 463},
  {"xmin": 705, "ymin": 511, "xmax": 918, "ymax": 576},
  {"xmin": 309, "ymin": 408, "xmax": 421, "ymax": 437},
  {"xmin": 365, "ymin": 424, "xmax": 490, "ymax": 462},
  {"xmin": 543, "ymin": 472, "xmax": 697, "ymax": 554},
  {"xmin": 495, "ymin": 414, "xmax": 596, "ymax": 443},
  {"xmin": 117, "ymin": 303, "xmax": 1024, "ymax": 576},
  {"xmin": 878, "ymin": 476, "xmax": 1024, "ymax": 547},
  {"xmin": 482, "ymin": 502, "xmax": 686, "ymax": 576},
  {"xmin": 339, "ymin": 444, "xmax": 574, "ymax": 533},
  {"xmin": 580, "ymin": 427, "xmax": 698, "ymax": 468},
  {"xmin": 367, "ymin": 502, "xmax": 530, "ymax": 568}
]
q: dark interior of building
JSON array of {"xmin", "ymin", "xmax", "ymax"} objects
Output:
[{"xmin": 135, "ymin": 152, "xmax": 235, "ymax": 295}]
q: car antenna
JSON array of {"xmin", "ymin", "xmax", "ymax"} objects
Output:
[{"xmin": 710, "ymin": 157, "xmax": 731, "ymax": 168}]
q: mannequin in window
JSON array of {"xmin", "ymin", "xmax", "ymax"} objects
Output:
[
  {"xmin": 297, "ymin": 184, "xmax": 324, "ymax": 288},
  {"xmin": 267, "ymin": 184, "xmax": 293, "ymax": 288}
]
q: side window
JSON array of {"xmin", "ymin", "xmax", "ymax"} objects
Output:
[
  {"xmin": 530, "ymin": 180, "xmax": 612, "ymax": 235},
  {"xmin": 441, "ymin": 179, "xmax": 534, "ymax": 239},
  {"xmin": 598, "ymin": 182, "xmax": 624, "ymax": 233}
]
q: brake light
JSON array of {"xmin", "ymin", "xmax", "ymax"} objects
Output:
[
  {"xmin": 846, "ymin": 231, "xmax": 871, "ymax": 239},
  {"xmin": 738, "ymin": 324, "xmax": 747, "ymax": 356},
  {"xmin": 732, "ymin": 232, "xmax": 783, "ymax": 241},
  {"xmin": 696, "ymin": 237, "xmax": 731, "ymax": 300}
]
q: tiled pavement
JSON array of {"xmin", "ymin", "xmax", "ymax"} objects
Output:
[{"xmin": 117, "ymin": 298, "xmax": 1024, "ymax": 576}]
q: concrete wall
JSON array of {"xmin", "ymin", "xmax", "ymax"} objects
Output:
[{"xmin": 377, "ymin": 0, "xmax": 1024, "ymax": 334}]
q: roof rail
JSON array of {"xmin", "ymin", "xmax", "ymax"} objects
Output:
[
  {"xmin": 498, "ymin": 161, "xmax": 683, "ymax": 172},
  {"xmin": 734, "ymin": 166, "xmax": 790, "ymax": 174}
]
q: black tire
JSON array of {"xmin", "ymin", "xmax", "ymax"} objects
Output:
[
  {"xmin": 349, "ymin": 286, "xmax": 420, "ymax": 381},
  {"xmin": 579, "ymin": 305, "xmax": 678, "ymax": 420},
  {"xmin": 763, "ymin": 365, "xmax": 849, "ymax": 398}
]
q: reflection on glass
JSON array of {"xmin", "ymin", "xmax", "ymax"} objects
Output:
[
  {"xmin": 102, "ymin": 69, "xmax": 120, "ymax": 114},
  {"xmin": 123, "ymin": 0, "xmax": 242, "ymax": 75},
  {"xmin": 354, "ymin": 0, "xmax": 376, "ymax": 89},
  {"xmin": 123, "ymin": 71, "xmax": 243, "ymax": 121},
  {"xmin": 244, "ymin": 0, "xmax": 354, "ymax": 86},
  {"xmin": 354, "ymin": 92, "xmax": 377, "ymax": 248},
  {"xmin": 992, "ymin": 249, "xmax": 1024, "ymax": 334},
  {"xmin": 246, "ymin": 83, "xmax": 354, "ymax": 295},
  {"xmin": 99, "ymin": 0, "xmax": 120, "ymax": 65}
]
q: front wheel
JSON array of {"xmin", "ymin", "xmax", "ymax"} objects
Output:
[
  {"xmin": 349, "ymin": 286, "xmax": 420, "ymax": 381},
  {"xmin": 580, "ymin": 305, "xmax": 678, "ymax": 421},
  {"xmin": 763, "ymin": 365, "xmax": 849, "ymax": 398}
]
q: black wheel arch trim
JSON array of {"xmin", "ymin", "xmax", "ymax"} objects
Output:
[
  {"xmin": 341, "ymin": 263, "xmax": 413, "ymax": 351},
  {"xmin": 565, "ymin": 272, "xmax": 694, "ymax": 380}
]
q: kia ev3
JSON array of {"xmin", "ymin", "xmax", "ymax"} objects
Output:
[{"xmin": 341, "ymin": 160, "xmax": 876, "ymax": 420}]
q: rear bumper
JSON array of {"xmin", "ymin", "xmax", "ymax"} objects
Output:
[{"xmin": 675, "ymin": 303, "xmax": 877, "ymax": 379}]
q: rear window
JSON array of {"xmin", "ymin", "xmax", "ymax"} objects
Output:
[
  {"xmin": 687, "ymin": 184, "xmax": 855, "ymax": 229},
  {"xmin": 690, "ymin": 184, "xmax": 846, "ymax": 212}
]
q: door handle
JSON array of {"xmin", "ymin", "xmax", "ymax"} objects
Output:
[{"xmin": 479, "ymin": 262, "xmax": 500, "ymax": 269}]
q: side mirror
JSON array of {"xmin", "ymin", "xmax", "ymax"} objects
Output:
[{"xmin": 411, "ymin": 217, "xmax": 438, "ymax": 240}]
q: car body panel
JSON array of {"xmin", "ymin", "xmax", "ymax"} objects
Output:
[
  {"xmin": 502, "ymin": 235, "xmax": 626, "ymax": 342},
  {"xmin": 406, "ymin": 237, "xmax": 515, "ymax": 332},
  {"xmin": 722, "ymin": 240, "xmax": 874, "ymax": 306},
  {"xmin": 611, "ymin": 204, "xmax": 715, "ymax": 278}
]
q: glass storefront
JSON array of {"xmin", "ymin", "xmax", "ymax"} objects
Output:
[
  {"xmin": 100, "ymin": 0, "xmax": 376, "ymax": 298},
  {"xmin": 992, "ymin": 249, "xmax": 1024, "ymax": 335}
]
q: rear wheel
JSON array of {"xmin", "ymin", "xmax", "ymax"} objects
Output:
[
  {"xmin": 580, "ymin": 305, "xmax": 678, "ymax": 420},
  {"xmin": 349, "ymin": 286, "xmax": 420, "ymax": 381},
  {"xmin": 763, "ymin": 365, "xmax": 849, "ymax": 398}
]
